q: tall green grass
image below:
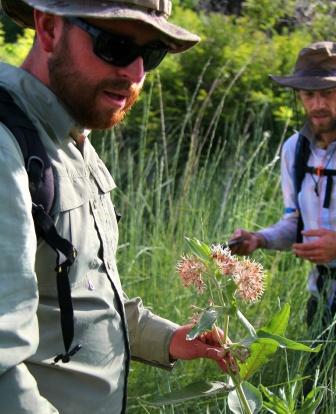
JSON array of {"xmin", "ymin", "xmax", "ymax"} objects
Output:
[{"xmin": 93, "ymin": 75, "xmax": 335, "ymax": 413}]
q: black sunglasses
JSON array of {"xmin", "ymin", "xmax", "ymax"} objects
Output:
[{"xmin": 66, "ymin": 17, "xmax": 169, "ymax": 72}]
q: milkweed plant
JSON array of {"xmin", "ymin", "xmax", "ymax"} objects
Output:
[{"xmin": 150, "ymin": 237, "xmax": 322, "ymax": 414}]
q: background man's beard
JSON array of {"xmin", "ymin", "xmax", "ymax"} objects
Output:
[
  {"xmin": 48, "ymin": 51, "xmax": 141, "ymax": 129},
  {"xmin": 309, "ymin": 115, "xmax": 336, "ymax": 135}
]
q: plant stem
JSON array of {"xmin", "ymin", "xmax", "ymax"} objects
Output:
[
  {"xmin": 223, "ymin": 314, "xmax": 229, "ymax": 344},
  {"xmin": 229, "ymin": 374, "xmax": 253, "ymax": 414},
  {"xmin": 236, "ymin": 383, "xmax": 253, "ymax": 414}
]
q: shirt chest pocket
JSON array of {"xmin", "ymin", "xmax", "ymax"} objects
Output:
[
  {"xmin": 36, "ymin": 161, "xmax": 119, "ymax": 289},
  {"xmin": 88, "ymin": 160, "xmax": 119, "ymax": 256},
  {"xmin": 52, "ymin": 160, "xmax": 118, "ymax": 242}
]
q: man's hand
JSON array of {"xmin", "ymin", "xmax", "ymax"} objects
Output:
[
  {"xmin": 292, "ymin": 228, "xmax": 336, "ymax": 264},
  {"xmin": 228, "ymin": 229, "xmax": 265, "ymax": 255},
  {"xmin": 169, "ymin": 325, "xmax": 229, "ymax": 372}
]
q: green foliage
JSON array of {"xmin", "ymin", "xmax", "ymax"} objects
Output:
[
  {"xmin": 186, "ymin": 308, "xmax": 218, "ymax": 340},
  {"xmin": 0, "ymin": 25, "xmax": 33, "ymax": 65},
  {"xmin": 228, "ymin": 381, "xmax": 263, "ymax": 414},
  {"xmin": 0, "ymin": 13, "xmax": 24, "ymax": 42},
  {"xmin": 122, "ymin": 3, "xmax": 336, "ymax": 163},
  {"xmin": 148, "ymin": 380, "xmax": 232, "ymax": 406},
  {"xmin": 261, "ymin": 383, "xmax": 324, "ymax": 413},
  {"xmin": 242, "ymin": 0, "xmax": 296, "ymax": 32}
]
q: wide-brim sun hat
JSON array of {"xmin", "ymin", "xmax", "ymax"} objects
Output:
[
  {"xmin": 270, "ymin": 41, "xmax": 336, "ymax": 90},
  {"xmin": 1, "ymin": 0, "xmax": 200, "ymax": 53}
]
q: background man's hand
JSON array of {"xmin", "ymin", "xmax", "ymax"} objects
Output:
[
  {"xmin": 292, "ymin": 228, "xmax": 336, "ymax": 264},
  {"xmin": 169, "ymin": 325, "xmax": 229, "ymax": 372},
  {"xmin": 228, "ymin": 228, "xmax": 265, "ymax": 255}
]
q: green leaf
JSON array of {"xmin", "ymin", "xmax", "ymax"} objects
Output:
[
  {"xmin": 225, "ymin": 278, "xmax": 239, "ymax": 303},
  {"xmin": 187, "ymin": 308, "xmax": 218, "ymax": 340},
  {"xmin": 147, "ymin": 381, "xmax": 231, "ymax": 406},
  {"xmin": 257, "ymin": 330, "xmax": 322, "ymax": 353},
  {"xmin": 239, "ymin": 338, "xmax": 279, "ymax": 380},
  {"xmin": 237, "ymin": 310, "xmax": 257, "ymax": 338},
  {"xmin": 260, "ymin": 303, "xmax": 290, "ymax": 336},
  {"xmin": 297, "ymin": 386, "xmax": 325, "ymax": 413},
  {"xmin": 228, "ymin": 381, "xmax": 263, "ymax": 413},
  {"xmin": 185, "ymin": 237, "xmax": 212, "ymax": 262},
  {"xmin": 260, "ymin": 385, "xmax": 290, "ymax": 414}
]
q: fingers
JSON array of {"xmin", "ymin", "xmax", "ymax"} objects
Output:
[
  {"xmin": 229, "ymin": 230, "xmax": 248, "ymax": 254},
  {"xmin": 293, "ymin": 243, "xmax": 319, "ymax": 254},
  {"xmin": 204, "ymin": 346, "xmax": 225, "ymax": 360},
  {"xmin": 302, "ymin": 228, "xmax": 328, "ymax": 237},
  {"xmin": 292, "ymin": 243, "xmax": 328, "ymax": 263},
  {"xmin": 217, "ymin": 358, "xmax": 229, "ymax": 372},
  {"xmin": 231, "ymin": 235, "xmax": 256, "ymax": 255}
]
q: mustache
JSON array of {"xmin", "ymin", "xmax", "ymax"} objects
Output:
[
  {"xmin": 309, "ymin": 110, "xmax": 331, "ymax": 117},
  {"xmin": 98, "ymin": 78, "xmax": 137, "ymax": 92}
]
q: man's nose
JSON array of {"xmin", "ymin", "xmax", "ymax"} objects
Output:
[
  {"xmin": 311, "ymin": 94, "xmax": 327, "ymax": 110},
  {"xmin": 115, "ymin": 56, "xmax": 145, "ymax": 84}
]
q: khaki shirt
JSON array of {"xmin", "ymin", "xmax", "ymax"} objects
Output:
[{"xmin": 0, "ymin": 63, "xmax": 177, "ymax": 414}]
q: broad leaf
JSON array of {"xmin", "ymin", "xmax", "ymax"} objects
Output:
[
  {"xmin": 241, "ymin": 304, "xmax": 291, "ymax": 347},
  {"xmin": 187, "ymin": 308, "xmax": 218, "ymax": 340},
  {"xmin": 147, "ymin": 381, "xmax": 231, "ymax": 406},
  {"xmin": 225, "ymin": 279, "xmax": 239, "ymax": 305},
  {"xmin": 185, "ymin": 237, "xmax": 211, "ymax": 262},
  {"xmin": 257, "ymin": 330, "xmax": 322, "ymax": 353},
  {"xmin": 260, "ymin": 303, "xmax": 290, "ymax": 336},
  {"xmin": 239, "ymin": 338, "xmax": 279, "ymax": 380},
  {"xmin": 228, "ymin": 381, "xmax": 263, "ymax": 413},
  {"xmin": 237, "ymin": 310, "xmax": 257, "ymax": 338}
]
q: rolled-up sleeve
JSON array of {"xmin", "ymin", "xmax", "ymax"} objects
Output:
[
  {"xmin": 258, "ymin": 135, "xmax": 299, "ymax": 250},
  {"xmin": 0, "ymin": 126, "xmax": 58, "ymax": 413},
  {"xmin": 124, "ymin": 296, "xmax": 178, "ymax": 369}
]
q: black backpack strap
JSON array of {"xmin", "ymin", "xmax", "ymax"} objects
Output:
[
  {"xmin": 32, "ymin": 204, "xmax": 81, "ymax": 363},
  {"xmin": 0, "ymin": 87, "xmax": 54, "ymax": 214},
  {"xmin": 0, "ymin": 87, "xmax": 80, "ymax": 363},
  {"xmin": 294, "ymin": 134, "xmax": 311, "ymax": 243},
  {"xmin": 304, "ymin": 165, "xmax": 336, "ymax": 208}
]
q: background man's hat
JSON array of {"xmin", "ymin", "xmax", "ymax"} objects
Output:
[
  {"xmin": 1, "ymin": 0, "xmax": 200, "ymax": 53},
  {"xmin": 270, "ymin": 41, "xmax": 336, "ymax": 90}
]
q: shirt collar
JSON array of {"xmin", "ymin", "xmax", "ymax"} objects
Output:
[
  {"xmin": 300, "ymin": 122, "xmax": 317, "ymax": 144},
  {"xmin": 0, "ymin": 62, "xmax": 78, "ymax": 142}
]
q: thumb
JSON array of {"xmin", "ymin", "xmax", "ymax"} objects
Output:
[
  {"xmin": 233, "ymin": 228, "xmax": 248, "ymax": 239},
  {"xmin": 232, "ymin": 229, "xmax": 243, "ymax": 238}
]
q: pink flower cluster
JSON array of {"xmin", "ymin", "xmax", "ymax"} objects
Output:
[
  {"xmin": 176, "ymin": 255, "xmax": 206, "ymax": 293},
  {"xmin": 176, "ymin": 244, "xmax": 264, "ymax": 302},
  {"xmin": 211, "ymin": 244, "xmax": 237, "ymax": 276},
  {"xmin": 234, "ymin": 258, "xmax": 265, "ymax": 302}
]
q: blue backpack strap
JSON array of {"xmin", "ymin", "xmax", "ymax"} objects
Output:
[
  {"xmin": 0, "ymin": 86, "xmax": 81, "ymax": 363},
  {"xmin": 294, "ymin": 133, "xmax": 311, "ymax": 243}
]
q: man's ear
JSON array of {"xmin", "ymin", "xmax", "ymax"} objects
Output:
[{"xmin": 33, "ymin": 10, "xmax": 61, "ymax": 53}]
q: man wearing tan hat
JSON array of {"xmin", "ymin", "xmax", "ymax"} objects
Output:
[
  {"xmin": 230, "ymin": 41, "xmax": 336, "ymax": 393},
  {"xmin": 0, "ymin": 1, "xmax": 229, "ymax": 413}
]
